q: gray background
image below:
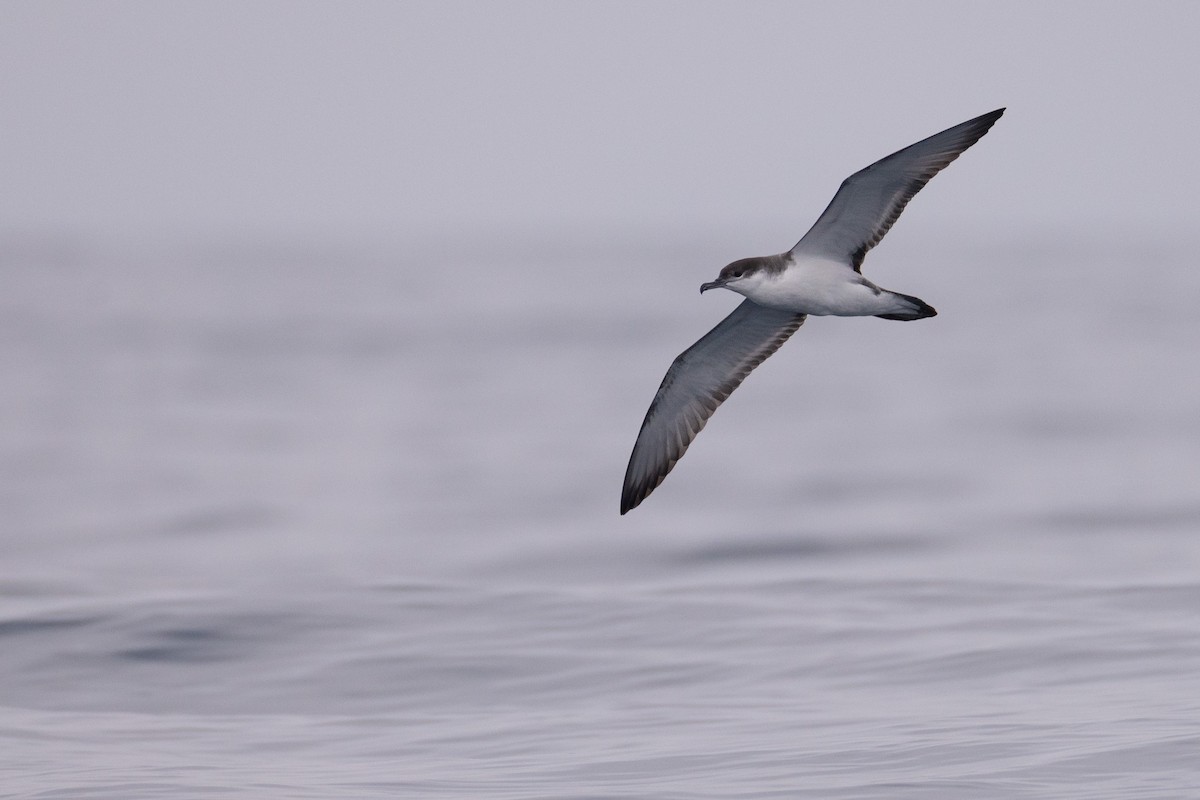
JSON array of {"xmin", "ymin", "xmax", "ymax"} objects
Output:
[
  {"xmin": 4, "ymin": 4, "xmax": 1200, "ymax": 798},
  {"xmin": 3, "ymin": 2, "xmax": 1196, "ymax": 245}
]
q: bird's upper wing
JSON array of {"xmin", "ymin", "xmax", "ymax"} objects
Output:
[
  {"xmin": 790, "ymin": 108, "xmax": 1004, "ymax": 272},
  {"xmin": 621, "ymin": 299, "xmax": 806, "ymax": 514}
]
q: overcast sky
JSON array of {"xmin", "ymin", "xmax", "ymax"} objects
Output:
[{"xmin": 1, "ymin": 2, "xmax": 1196, "ymax": 248}]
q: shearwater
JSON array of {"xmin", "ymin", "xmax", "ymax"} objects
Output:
[{"xmin": 621, "ymin": 108, "xmax": 1004, "ymax": 514}]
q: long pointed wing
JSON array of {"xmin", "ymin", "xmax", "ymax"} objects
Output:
[
  {"xmin": 621, "ymin": 300, "xmax": 806, "ymax": 514},
  {"xmin": 790, "ymin": 108, "xmax": 1004, "ymax": 271}
]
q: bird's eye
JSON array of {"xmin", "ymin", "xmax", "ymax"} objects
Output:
[{"xmin": 732, "ymin": 270, "xmax": 743, "ymax": 278}]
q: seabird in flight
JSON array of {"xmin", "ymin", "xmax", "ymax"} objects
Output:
[{"xmin": 621, "ymin": 108, "xmax": 1004, "ymax": 514}]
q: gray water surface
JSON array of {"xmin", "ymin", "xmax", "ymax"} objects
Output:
[{"xmin": 3, "ymin": 233, "xmax": 1199, "ymax": 798}]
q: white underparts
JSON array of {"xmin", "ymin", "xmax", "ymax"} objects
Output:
[{"xmin": 730, "ymin": 256, "xmax": 919, "ymax": 317}]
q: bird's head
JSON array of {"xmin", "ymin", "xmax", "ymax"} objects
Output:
[{"xmin": 700, "ymin": 256, "xmax": 770, "ymax": 296}]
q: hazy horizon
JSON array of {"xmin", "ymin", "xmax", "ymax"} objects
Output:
[{"xmin": 3, "ymin": 2, "xmax": 1198, "ymax": 248}]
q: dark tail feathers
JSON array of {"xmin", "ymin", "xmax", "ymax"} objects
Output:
[{"xmin": 875, "ymin": 291, "xmax": 937, "ymax": 321}]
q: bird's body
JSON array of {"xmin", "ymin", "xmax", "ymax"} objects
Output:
[
  {"xmin": 621, "ymin": 108, "xmax": 1004, "ymax": 514},
  {"xmin": 727, "ymin": 253, "xmax": 931, "ymax": 318}
]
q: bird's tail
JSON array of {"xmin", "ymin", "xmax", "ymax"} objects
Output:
[{"xmin": 874, "ymin": 291, "xmax": 937, "ymax": 321}]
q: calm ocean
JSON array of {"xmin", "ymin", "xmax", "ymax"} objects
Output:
[{"xmin": 3, "ymin": 230, "xmax": 1199, "ymax": 798}]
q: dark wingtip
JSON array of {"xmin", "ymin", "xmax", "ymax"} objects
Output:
[
  {"xmin": 620, "ymin": 480, "xmax": 636, "ymax": 514},
  {"xmin": 620, "ymin": 490, "xmax": 638, "ymax": 515},
  {"xmin": 974, "ymin": 108, "xmax": 1006, "ymax": 133},
  {"xmin": 953, "ymin": 108, "xmax": 1005, "ymax": 145}
]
